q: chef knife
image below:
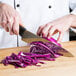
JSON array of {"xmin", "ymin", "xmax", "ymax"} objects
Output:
[
  {"xmin": 19, "ymin": 26, "xmax": 50, "ymax": 43},
  {"xmin": 19, "ymin": 26, "xmax": 73, "ymax": 57}
]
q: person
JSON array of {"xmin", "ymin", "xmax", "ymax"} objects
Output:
[{"xmin": 0, "ymin": 0, "xmax": 76, "ymax": 48}]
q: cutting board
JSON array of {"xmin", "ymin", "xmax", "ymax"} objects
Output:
[{"xmin": 0, "ymin": 41, "xmax": 76, "ymax": 76}]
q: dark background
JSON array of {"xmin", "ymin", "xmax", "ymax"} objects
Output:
[
  {"xmin": 70, "ymin": 29, "xmax": 76, "ymax": 41},
  {"xmin": 70, "ymin": 8, "xmax": 76, "ymax": 41}
]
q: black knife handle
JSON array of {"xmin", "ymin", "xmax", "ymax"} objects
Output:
[{"xmin": 19, "ymin": 26, "xmax": 27, "ymax": 36}]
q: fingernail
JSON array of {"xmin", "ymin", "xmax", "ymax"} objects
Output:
[{"xmin": 10, "ymin": 32, "xmax": 14, "ymax": 35}]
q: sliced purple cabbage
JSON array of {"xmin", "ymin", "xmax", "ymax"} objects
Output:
[
  {"xmin": 2, "ymin": 52, "xmax": 55, "ymax": 68},
  {"xmin": 30, "ymin": 41, "xmax": 63, "ymax": 57},
  {"xmin": 43, "ymin": 37, "xmax": 61, "ymax": 47},
  {"xmin": 2, "ymin": 41, "xmax": 63, "ymax": 68}
]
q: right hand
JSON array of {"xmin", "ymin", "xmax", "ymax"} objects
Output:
[{"xmin": 0, "ymin": 3, "xmax": 23, "ymax": 35}]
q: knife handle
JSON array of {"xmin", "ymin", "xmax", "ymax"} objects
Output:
[{"xmin": 19, "ymin": 26, "xmax": 27, "ymax": 36}]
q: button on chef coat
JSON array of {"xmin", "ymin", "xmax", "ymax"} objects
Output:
[{"xmin": 0, "ymin": 0, "xmax": 76, "ymax": 48}]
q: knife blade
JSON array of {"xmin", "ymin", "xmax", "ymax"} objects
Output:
[
  {"xmin": 19, "ymin": 26, "xmax": 49, "ymax": 43},
  {"xmin": 19, "ymin": 26, "xmax": 73, "ymax": 57}
]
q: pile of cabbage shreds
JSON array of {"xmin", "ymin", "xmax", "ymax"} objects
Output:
[{"xmin": 2, "ymin": 39, "xmax": 64, "ymax": 68}]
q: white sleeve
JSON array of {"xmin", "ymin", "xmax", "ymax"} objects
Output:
[
  {"xmin": 0, "ymin": 0, "xmax": 2, "ymax": 3},
  {"xmin": 69, "ymin": 0, "xmax": 76, "ymax": 33},
  {"xmin": 69, "ymin": 0, "xmax": 76, "ymax": 15}
]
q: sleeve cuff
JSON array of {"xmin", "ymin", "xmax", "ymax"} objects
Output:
[
  {"xmin": 70, "ymin": 27, "xmax": 76, "ymax": 33},
  {"xmin": 70, "ymin": 8, "xmax": 76, "ymax": 15}
]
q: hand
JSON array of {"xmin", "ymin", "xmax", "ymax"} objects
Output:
[
  {"xmin": 0, "ymin": 3, "xmax": 23, "ymax": 35},
  {"xmin": 37, "ymin": 15, "xmax": 75, "ymax": 42}
]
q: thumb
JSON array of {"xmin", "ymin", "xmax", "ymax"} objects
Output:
[{"xmin": 19, "ymin": 21, "xmax": 25, "ymax": 27}]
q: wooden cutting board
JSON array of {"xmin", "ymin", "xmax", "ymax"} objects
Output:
[{"xmin": 0, "ymin": 41, "xmax": 76, "ymax": 76}]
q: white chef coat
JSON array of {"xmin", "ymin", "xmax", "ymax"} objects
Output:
[{"xmin": 0, "ymin": 0, "xmax": 76, "ymax": 49}]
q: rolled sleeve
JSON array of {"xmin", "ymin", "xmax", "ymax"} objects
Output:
[
  {"xmin": 69, "ymin": 0, "xmax": 76, "ymax": 15},
  {"xmin": 69, "ymin": 0, "xmax": 76, "ymax": 33},
  {"xmin": 71, "ymin": 8, "xmax": 76, "ymax": 15},
  {"xmin": 0, "ymin": 0, "xmax": 2, "ymax": 3}
]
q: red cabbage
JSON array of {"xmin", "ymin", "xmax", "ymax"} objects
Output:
[
  {"xmin": 30, "ymin": 41, "xmax": 64, "ymax": 57},
  {"xmin": 43, "ymin": 37, "xmax": 61, "ymax": 47},
  {"xmin": 2, "ymin": 52, "xmax": 55, "ymax": 68},
  {"xmin": 1, "ymin": 41, "xmax": 63, "ymax": 68}
]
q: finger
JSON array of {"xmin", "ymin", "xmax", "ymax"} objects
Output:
[
  {"xmin": 41, "ymin": 24, "xmax": 53, "ymax": 37},
  {"xmin": 3, "ymin": 15, "xmax": 9, "ymax": 32},
  {"xmin": 47, "ymin": 27, "xmax": 56, "ymax": 39},
  {"xmin": 1, "ymin": 13, "xmax": 7, "ymax": 27},
  {"xmin": 7, "ymin": 22, "xmax": 14, "ymax": 35},
  {"xmin": 37, "ymin": 25, "xmax": 44, "ymax": 36},
  {"xmin": 0, "ymin": 14, "xmax": 2, "ymax": 25},
  {"xmin": 52, "ymin": 30, "xmax": 58, "ymax": 35},
  {"xmin": 1, "ymin": 13, "xmax": 9, "ymax": 31},
  {"xmin": 13, "ymin": 17, "xmax": 19, "ymax": 35},
  {"xmin": 7, "ymin": 17, "xmax": 14, "ymax": 35},
  {"xmin": 57, "ymin": 32, "xmax": 64, "ymax": 42},
  {"xmin": 4, "ymin": 24, "xmax": 9, "ymax": 32},
  {"xmin": 6, "ymin": 10, "xmax": 15, "ymax": 35},
  {"xmin": 1, "ymin": 20, "xmax": 7, "ymax": 28}
]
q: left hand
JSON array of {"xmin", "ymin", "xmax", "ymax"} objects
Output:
[{"xmin": 37, "ymin": 15, "xmax": 75, "ymax": 42}]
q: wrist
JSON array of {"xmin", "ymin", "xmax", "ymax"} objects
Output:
[{"xmin": 69, "ymin": 14, "xmax": 76, "ymax": 28}]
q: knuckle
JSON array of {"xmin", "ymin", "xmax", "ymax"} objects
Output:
[
  {"xmin": 1, "ymin": 22, "xmax": 6, "ymax": 27},
  {"xmin": 13, "ymin": 28, "xmax": 18, "ymax": 32},
  {"xmin": 1, "ymin": 19, "xmax": 7, "ymax": 23},
  {"xmin": 42, "ymin": 30, "xmax": 46, "ymax": 35},
  {"xmin": 39, "ymin": 26, "xmax": 42, "ymax": 29},
  {"xmin": 8, "ymin": 18, "xmax": 14, "ymax": 25},
  {"xmin": 48, "ymin": 31, "xmax": 51, "ymax": 35},
  {"xmin": 39, "ymin": 25, "xmax": 43, "ymax": 29},
  {"xmin": 46, "ymin": 24, "xmax": 49, "ymax": 27},
  {"xmin": 1, "ymin": 22, "xmax": 6, "ymax": 25}
]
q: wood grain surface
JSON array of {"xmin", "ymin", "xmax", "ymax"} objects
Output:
[{"xmin": 0, "ymin": 41, "xmax": 76, "ymax": 76}]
